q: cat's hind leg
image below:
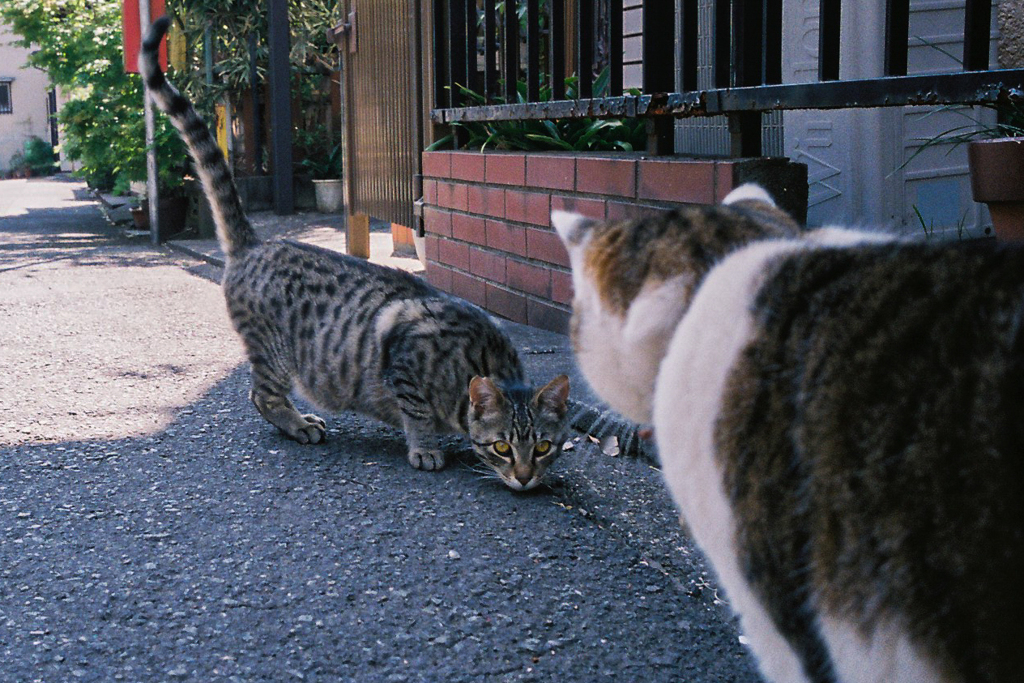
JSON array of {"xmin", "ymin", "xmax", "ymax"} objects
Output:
[{"xmin": 249, "ymin": 363, "xmax": 327, "ymax": 444}]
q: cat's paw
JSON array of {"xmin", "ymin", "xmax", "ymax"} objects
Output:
[
  {"xmin": 286, "ymin": 415, "xmax": 327, "ymax": 444},
  {"xmin": 302, "ymin": 413, "xmax": 327, "ymax": 429},
  {"xmin": 407, "ymin": 448, "xmax": 447, "ymax": 471}
]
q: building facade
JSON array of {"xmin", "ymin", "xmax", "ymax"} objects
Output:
[{"xmin": 0, "ymin": 22, "xmax": 59, "ymax": 175}]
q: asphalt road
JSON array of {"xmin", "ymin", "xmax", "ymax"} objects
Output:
[{"xmin": 0, "ymin": 177, "xmax": 761, "ymax": 682}]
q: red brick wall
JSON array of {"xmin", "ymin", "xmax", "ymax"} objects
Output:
[{"xmin": 421, "ymin": 150, "xmax": 806, "ymax": 334}]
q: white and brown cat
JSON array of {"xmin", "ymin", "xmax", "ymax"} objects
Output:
[{"xmin": 553, "ymin": 186, "xmax": 1024, "ymax": 683}]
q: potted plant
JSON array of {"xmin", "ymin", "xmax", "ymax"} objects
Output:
[
  {"xmin": 129, "ymin": 197, "xmax": 149, "ymax": 229},
  {"xmin": 300, "ymin": 143, "xmax": 344, "ymax": 213},
  {"xmin": 968, "ymin": 135, "xmax": 1024, "ymax": 241},
  {"xmin": 908, "ymin": 98, "xmax": 1024, "ymax": 240},
  {"xmin": 295, "ymin": 126, "xmax": 344, "ymax": 213}
]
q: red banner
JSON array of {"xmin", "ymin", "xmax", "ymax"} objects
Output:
[{"xmin": 123, "ymin": 0, "xmax": 167, "ymax": 74}]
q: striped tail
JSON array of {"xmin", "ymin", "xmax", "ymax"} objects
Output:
[{"xmin": 139, "ymin": 17, "xmax": 258, "ymax": 258}]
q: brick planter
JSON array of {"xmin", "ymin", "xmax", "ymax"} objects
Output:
[{"xmin": 421, "ymin": 150, "xmax": 807, "ymax": 334}]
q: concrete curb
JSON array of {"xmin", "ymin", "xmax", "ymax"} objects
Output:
[{"xmin": 164, "ymin": 240, "xmax": 226, "ymax": 268}]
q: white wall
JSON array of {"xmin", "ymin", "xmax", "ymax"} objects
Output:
[
  {"xmin": 0, "ymin": 22, "xmax": 55, "ymax": 173},
  {"xmin": 783, "ymin": 0, "xmax": 999, "ymax": 236}
]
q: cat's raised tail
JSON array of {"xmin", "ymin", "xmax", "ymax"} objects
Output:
[{"xmin": 139, "ymin": 17, "xmax": 259, "ymax": 259}]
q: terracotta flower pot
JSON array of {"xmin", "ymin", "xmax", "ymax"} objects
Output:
[
  {"xmin": 968, "ymin": 136, "xmax": 1024, "ymax": 241},
  {"xmin": 130, "ymin": 206, "xmax": 149, "ymax": 229}
]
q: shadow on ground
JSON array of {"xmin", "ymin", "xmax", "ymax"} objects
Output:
[{"xmin": 0, "ymin": 358, "xmax": 759, "ymax": 683}]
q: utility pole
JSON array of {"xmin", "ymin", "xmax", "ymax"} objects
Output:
[
  {"xmin": 267, "ymin": 0, "xmax": 294, "ymax": 214},
  {"xmin": 139, "ymin": 0, "xmax": 161, "ymax": 243}
]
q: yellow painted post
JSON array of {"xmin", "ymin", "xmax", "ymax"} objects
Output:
[
  {"xmin": 347, "ymin": 213, "xmax": 370, "ymax": 258},
  {"xmin": 168, "ymin": 20, "xmax": 187, "ymax": 71},
  {"xmin": 215, "ymin": 103, "xmax": 228, "ymax": 160}
]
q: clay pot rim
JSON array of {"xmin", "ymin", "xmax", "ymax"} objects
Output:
[
  {"xmin": 968, "ymin": 135, "xmax": 1024, "ymax": 146},
  {"xmin": 968, "ymin": 136, "xmax": 1024, "ymax": 202}
]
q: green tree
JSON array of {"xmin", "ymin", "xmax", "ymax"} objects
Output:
[
  {"xmin": 1, "ymin": 0, "xmax": 341, "ymax": 191},
  {"xmin": 0, "ymin": 0, "xmax": 186, "ymax": 192},
  {"xmin": 165, "ymin": 0, "xmax": 342, "ymax": 170}
]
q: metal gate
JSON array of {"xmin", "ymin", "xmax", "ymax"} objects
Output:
[{"xmin": 339, "ymin": 0, "xmax": 421, "ymax": 230}]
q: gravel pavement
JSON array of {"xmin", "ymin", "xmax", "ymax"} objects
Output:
[{"xmin": 0, "ymin": 177, "xmax": 761, "ymax": 682}]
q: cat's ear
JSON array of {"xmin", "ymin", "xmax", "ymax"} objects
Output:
[
  {"xmin": 469, "ymin": 376, "xmax": 504, "ymax": 418},
  {"xmin": 551, "ymin": 211, "xmax": 593, "ymax": 247},
  {"xmin": 533, "ymin": 374, "xmax": 570, "ymax": 417},
  {"xmin": 722, "ymin": 183, "xmax": 776, "ymax": 207}
]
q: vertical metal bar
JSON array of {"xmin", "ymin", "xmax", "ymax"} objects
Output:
[
  {"xmin": 484, "ymin": 0, "xmax": 498, "ymax": 100},
  {"xmin": 884, "ymin": 0, "xmax": 909, "ymax": 76},
  {"xmin": 503, "ymin": 0, "xmax": 519, "ymax": 101},
  {"xmin": 713, "ymin": 0, "xmax": 731, "ymax": 88},
  {"xmin": 963, "ymin": 0, "xmax": 992, "ymax": 71},
  {"xmin": 608, "ymin": 0, "xmax": 623, "ymax": 96},
  {"xmin": 730, "ymin": 0, "xmax": 763, "ymax": 157},
  {"xmin": 268, "ymin": 0, "xmax": 294, "ymax": 214},
  {"xmin": 818, "ymin": 0, "xmax": 841, "ymax": 81},
  {"xmin": 412, "ymin": 0, "xmax": 425, "ymax": 234},
  {"xmin": 464, "ymin": 0, "xmax": 478, "ymax": 95},
  {"xmin": 449, "ymin": 0, "xmax": 468, "ymax": 104},
  {"xmin": 550, "ymin": 0, "xmax": 566, "ymax": 100},
  {"xmin": 642, "ymin": 0, "xmax": 674, "ymax": 91},
  {"xmin": 526, "ymin": 0, "xmax": 541, "ymax": 101},
  {"xmin": 764, "ymin": 0, "xmax": 782, "ymax": 84},
  {"xmin": 643, "ymin": 0, "xmax": 675, "ymax": 154},
  {"xmin": 204, "ymin": 24, "xmax": 214, "ymax": 85},
  {"xmin": 681, "ymin": 0, "xmax": 698, "ymax": 92},
  {"xmin": 577, "ymin": 0, "xmax": 594, "ymax": 98},
  {"xmin": 433, "ymin": 0, "xmax": 450, "ymax": 107},
  {"xmin": 47, "ymin": 90, "xmax": 59, "ymax": 148},
  {"xmin": 248, "ymin": 33, "xmax": 263, "ymax": 173},
  {"xmin": 733, "ymin": 0, "xmax": 763, "ymax": 87},
  {"xmin": 730, "ymin": 112, "xmax": 762, "ymax": 157}
]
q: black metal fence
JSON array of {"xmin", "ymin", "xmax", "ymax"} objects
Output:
[{"xmin": 430, "ymin": 0, "xmax": 1024, "ymax": 156}]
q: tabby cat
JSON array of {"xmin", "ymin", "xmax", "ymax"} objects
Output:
[
  {"xmin": 553, "ymin": 186, "xmax": 1024, "ymax": 682},
  {"xmin": 141, "ymin": 17, "xmax": 569, "ymax": 491}
]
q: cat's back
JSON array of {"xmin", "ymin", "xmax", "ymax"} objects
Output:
[
  {"xmin": 222, "ymin": 239, "xmax": 433, "ymax": 305},
  {"xmin": 658, "ymin": 236, "xmax": 1024, "ymax": 682},
  {"xmin": 220, "ymin": 238, "xmax": 523, "ymax": 424}
]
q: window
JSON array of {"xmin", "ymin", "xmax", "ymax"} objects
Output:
[{"xmin": 0, "ymin": 80, "xmax": 12, "ymax": 114}]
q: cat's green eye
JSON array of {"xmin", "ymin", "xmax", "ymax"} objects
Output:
[
  {"xmin": 493, "ymin": 440, "xmax": 511, "ymax": 455},
  {"xmin": 534, "ymin": 440, "xmax": 552, "ymax": 456}
]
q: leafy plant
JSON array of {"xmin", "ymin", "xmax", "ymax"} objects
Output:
[
  {"xmin": 913, "ymin": 204, "xmax": 972, "ymax": 240},
  {"xmin": 0, "ymin": 0, "xmax": 187, "ymax": 192},
  {"xmin": 294, "ymin": 126, "xmax": 343, "ymax": 179},
  {"xmin": 22, "ymin": 136, "xmax": 57, "ymax": 175},
  {"xmin": 428, "ymin": 69, "xmax": 646, "ymax": 153},
  {"xmin": 165, "ymin": 0, "xmax": 341, "ymax": 150},
  {"xmin": 902, "ymin": 100, "xmax": 1024, "ymax": 172},
  {"xmin": 900, "ymin": 36, "xmax": 1024, "ymax": 169}
]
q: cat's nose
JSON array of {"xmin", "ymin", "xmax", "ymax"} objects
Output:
[{"xmin": 515, "ymin": 473, "xmax": 532, "ymax": 487}]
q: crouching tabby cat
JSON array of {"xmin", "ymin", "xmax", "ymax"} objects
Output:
[
  {"xmin": 141, "ymin": 18, "xmax": 569, "ymax": 491},
  {"xmin": 553, "ymin": 187, "xmax": 1024, "ymax": 682}
]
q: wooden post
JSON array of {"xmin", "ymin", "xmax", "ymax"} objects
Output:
[{"xmin": 347, "ymin": 213, "xmax": 370, "ymax": 258}]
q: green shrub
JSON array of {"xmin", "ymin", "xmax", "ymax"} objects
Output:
[{"xmin": 22, "ymin": 136, "xmax": 57, "ymax": 176}]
